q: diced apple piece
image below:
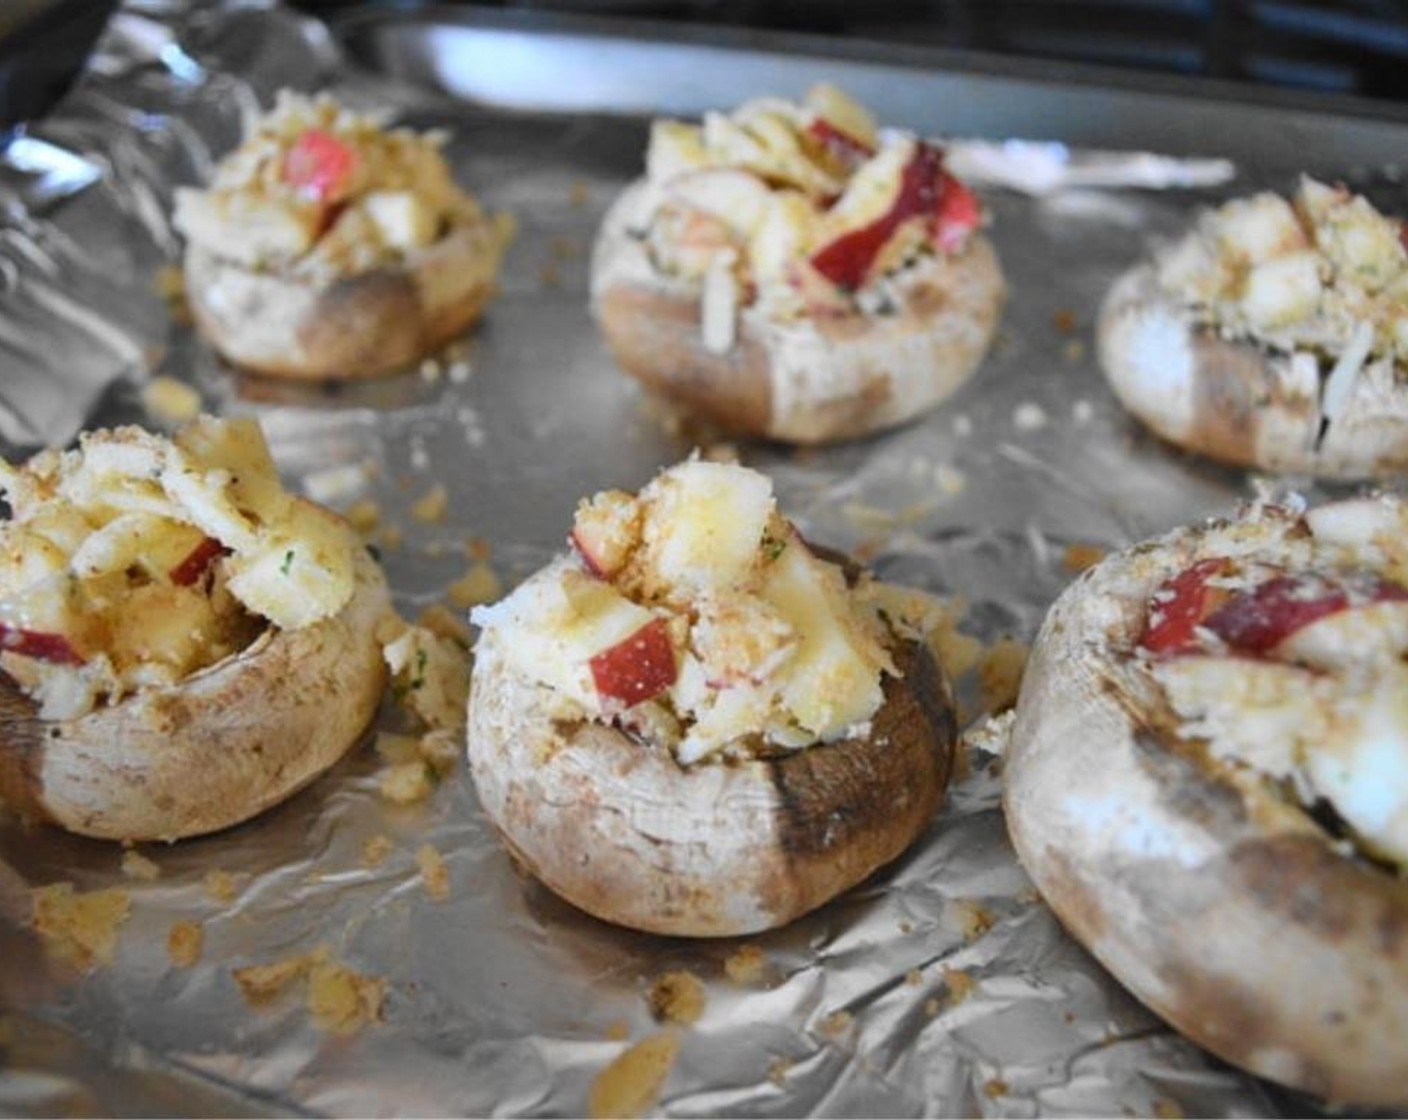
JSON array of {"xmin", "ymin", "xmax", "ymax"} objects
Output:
[
  {"xmin": 1306, "ymin": 496, "xmax": 1407, "ymax": 552},
  {"xmin": 0, "ymin": 570, "xmax": 93, "ymax": 659},
  {"xmin": 1304, "ymin": 673, "xmax": 1408, "ymax": 866},
  {"xmin": 1139, "ymin": 558, "xmax": 1232, "ymax": 655},
  {"xmin": 1213, "ymin": 192, "xmax": 1307, "ymax": 263},
  {"xmin": 23, "ymin": 504, "xmax": 94, "ymax": 556},
  {"xmin": 0, "ymin": 621, "xmax": 85, "ymax": 665},
  {"xmin": 173, "ymin": 188, "xmax": 321, "ymax": 267},
  {"xmin": 1275, "ymin": 601, "xmax": 1408, "ymax": 670},
  {"xmin": 0, "ymin": 526, "xmax": 69, "ymax": 599},
  {"xmin": 805, "ymin": 83, "xmax": 878, "ymax": 156},
  {"xmin": 810, "ymin": 139, "xmax": 954, "ymax": 290},
  {"xmin": 475, "ymin": 564, "xmax": 663, "ymax": 709},
  {"xmin": 1240, "ymin": 250, "xmax": 1322, "ymax": 330},
  {"xmin": 589, "ymin": 617, "xmax": 677, "ymax": 705},
  {"xmin": 224, "ymin": 501, "xmax": 355, "ymax": 629},
  {"xmin": 69, "ymin": 513, "xmax": 204, "ymax": 581},
  {"xmin": 108, "ymin": 584, "xmax": 223, "ymax": 678},
  {"xmin": 174, "ymin": 415, "xmax": 290, "ymax": 526},
  {"xmin": 571, "ymin": 489, "xmax": 641, "ymax": 579},
  {"xmin": 639, "ymin": 461, "xmax": 775, "ymax": 594},
  {"xmin": 281, "ymin": 128, "xmax": 359, "ymax": 204},
  {"xmin": 169, "ymin": 535, "xmax": 227, "ymax": 586},
  {"xmin": 1203, "ymin": 571, "xmax": 1408, "ymax": 655},
  {"xmin": 760, "ymin": 534, "xmax": 886, "ymax": 738},
  {"xmin": 362, "ymin": 190, "xmax": 437, "ymax": 251},
  {"xmin": 820, "ymin": 136, "xmax": 912, "ymax": 242},
  {"xmin": 750, "ymin": 191, "xmax": 820, "ymax": 288},
  {"xmin": 647, "ymin": 120, "xmax": 709, "ymax": 181},
  {"xmin": 666, "ymin": 168, "xmax": 774, "ymax": 241},
  {"xmin": 160, "ymin": 461, "xmax": 259, "ymax": 554}
]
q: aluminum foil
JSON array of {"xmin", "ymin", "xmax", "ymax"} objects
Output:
[{"xmin": 0, "ymin": 3, "xmax": 1395, "ymax": 1114}]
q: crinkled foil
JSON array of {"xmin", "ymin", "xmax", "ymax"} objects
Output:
[{"xmin": 0, "ymin": 3, "xmax": 1397, "ymax": 1115}]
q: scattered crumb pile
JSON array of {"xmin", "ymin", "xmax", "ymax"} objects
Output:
[
  {"xmin": 233, "ymin": 945, "xmax": 385, "ymax": 1036},
  {"xmin": 30, "ymin": 883, "xmax": 131, "ymax": 969}
]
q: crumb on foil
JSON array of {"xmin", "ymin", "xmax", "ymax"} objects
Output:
[
  {"xmin": 141, "ymin": 377, "xmax": 202, "ymax": 425},
  {"xmin": 605, "ymin": 1019, "xmax": 631, "ymax": 1041},
  {"xmin": 723, "ymin": 944, "xmax": 768, "ymax": 985},
  {"xmin": 767, "ymin": 1056, "xmax": 793, "ymax": 1087},
  {"xmin": 204, "ymin": 869, "xmax": 241, "ymax": 904},
  {"xmin": 416, "ymin": 844, "xmax": 450, "ymax": 902},
  {"xmin": 817, "ymin": 1009, "xmax": 853, "ymax": 1038},
  {"xmin": 167, "ymin": 920, "xmax": 203, "ymax": 968},
  {"xmin": 362, "ymin": 834, "xmax": 394, "ymax": 868},
  {"xmin": 1062, "ymin": 541, "xmax": 1109, "ymax": 573},
  {"xmin": 952, "ymin": 899, "xmax": 997, "ymax": 942},
  {"xmin": 121, "ymin": 849, "xmax": 161, "ymax": 882},
  {"xmin": 977, "ymin": 637, "xmax": 1029, "ymax": 713},
  {"xmin": 446, "ymin": 562, "xmax": 501, "ymax": 609},
  {"xmin": 587, "ymin": 1033, "xmax": 679, "ymax": 1120},
  {"xmin": 234, "ymin": 946, "xmax": 385, "ymax": 1036},
  {"xmin": 646, "ymin": 970, "xmax": 706, "ymax": 1026},
  {"xmin": 31, "ymin": 883, "xmax": 130, "ymax": 969},
  {"xmin": 410, "ymin": 483, "xmax": 449, "ymax": 524}
]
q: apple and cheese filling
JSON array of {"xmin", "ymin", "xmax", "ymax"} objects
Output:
[
  {"xmin": 1155, "ymin": 178, "xmax": 1408, "ymax": 414},
  {"xmin": 0, "ymin": 417, "xmax": 358, "ymax": 720},
  {"xmin": 471, "ymin": 459, "xmax": 899, "ymax": 765},
  {"xmin": 1135, "ymin": 498, "xmax": 1408, "ymax": 869},
  {"xmin": 632, "ymin": 85, "xmax": 984, "ymax": 342},
  {"xmin": 174, "ymin": 91, "xmax": 492, "ymax": 283}
]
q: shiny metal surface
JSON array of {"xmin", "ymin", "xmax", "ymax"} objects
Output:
[{"xmin": 2, "ymin": 3, "xmax": 1402, "ymax": 1114}]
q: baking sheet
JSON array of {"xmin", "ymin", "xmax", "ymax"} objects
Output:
[{"xmin": 3, "ymin": 2, "xmax": 1406, "ymax": 1115}]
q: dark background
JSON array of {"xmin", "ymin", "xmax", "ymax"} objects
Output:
[
  {"xmin": 6, "ymin": 0, "xmax": 1408, "ymax": 135},
  {"xmin": 291, "ymin": 0, "xmax": 1408, "ymax": 101}
]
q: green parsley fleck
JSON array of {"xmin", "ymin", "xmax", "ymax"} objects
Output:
[
  {"xmin": 760, "ymin": 532, "xmax": 787, "ymax": 562},
  {"xmin": 280, "ymin": 549, "xmax": 295, "ymax": 576}
]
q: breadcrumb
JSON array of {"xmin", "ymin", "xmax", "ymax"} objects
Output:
[
  {"xmin": 1013, "ymin": 402, "xmax": 1049, "ymax": 431},
  {"xmin": 905, "ymin": 969, "xmax": 923, "ymax": 986},
  {"xmin": 307, "ymin": 954, "xmax": 386, "ymax": 1036},
  {"xmin": 204, "ymin": 869, "xmax": 240, "ymax": 904},
  {"xmin": 941, "ymin": 966, "xmax": 977, "ymax": 1004},
  {"xmin": 446, "ymin": 562, "xmax": 501, "ymax": 609},
  {"xmin": 233, "ymin": 952, "xmax": 314, "ymax": 1005},
  {"xmin": 378, "ymin": 525, "xmax": 404, "ymax": 551},
  {"xmin": 767, "ymin": 1057, "xmax": 793, "ymax": 1087},
  {"xmin": 378, "ymin": 760, "xmax": 434, "ymax": 805},
  {"xmin": 121, "ymin": 849, "xmax": 161, "ymax": 882},
  {"xmin": 818, "ymin": 1010, "xmax": 852, "ymax": 1037},
  {"xmin": 1063, "ymin": 541, "xmax": 1109, "ymax": 573},
  {"xmin": 953, "ymin": 899, "xmax": 997, "ymax": 941},
  {"xmin": 141, "ymin": 377, "xmax": 202, "ymax": 425},
  {"xmin": 605, "ymin": 1019, "xmax": 631, "ymax": 1041},
  {"xmin": 646, "ymin": 970, "xmax": 707, "ymax": 1025},
  {"xmin": 344, "ymin": 499, "xmax": 381, "ymax": 535},
  {"xmin": 31, "ymin": 883, "xmax": 130, "ymax": 969},
  {"xmin": 361, "ymin": 834, "xmax": 394, "ymax": 868},
  {"xmin": 167, "ymin": 920, "xmax": 203, "ymax": 968},
  {"xmin": 588, "ymin": 1033, "xmax": 679, "ymax": 1120},
  {"xmin": 977, "ymin": 637, "xmax": 1030, "ymax": 713},
  {"xmin": 984, "ymin": 1077, "xmax": 1009, "ymax": 1098},
  {"xmin": 723, "ymin": 944, "xmax": 767, "ymax": 985},
  {"xmin": 416, "ymin": 844, "xmax": 450, "ymax": 902},
  {"xmin": 417, "ymin": 603, "xmax": 473, "ymax": 647},
  {"xmin": 1153, "ymin": 1098, "xmax": 1185, "ymax": 1119},
  {"xmin": 410, "ymin": 483, "xmax": 448, "ymax": 524}
]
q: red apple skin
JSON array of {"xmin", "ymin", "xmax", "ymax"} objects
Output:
[
  {"xmin": 809, "ymin": 143, "xmax": 978, "ymax": 291},
  {"xmin": 807, "ymin": 118, "xmax": 875, "ymax": 166},
  {"xmin": 169, "ymin": 536, "xmax": 227, "ymax": 587},
  {"xmin": 1140, "ymin": 558, "xmax": 1231, "ymax": 655},
  {"xmin": 589, "ymin": 618, "xmax": 677, "ymax": 706},
  {"xmin": 934, "ymin": 172, "xmax": 980, "ymax": 252},
  {"xmin": 569, "ymin": 527, "xmax": 613, "ymax": 580},
  {"xmin": 0, "ymin": 622, "xmax": 85, "ymax": 665},
  {"xmin": 1203, "ymin": 572, "xmax": 1408, "ymax": 654},
  {"xmin": 282, "ymin": 129, "xmax": 357, "ymax": 205}
]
